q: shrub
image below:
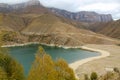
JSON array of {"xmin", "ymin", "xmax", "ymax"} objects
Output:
[
  {"xmin": 90, "ymin": 72, "xmax": 98, "ymax": 80},
  {"xmin": 114, "ymin": 67, "xmax": 120, "ymax": 73},
  {"xmin": 0, "ymin": 47, "xmax": 25, "ymax": 80},
  {"xmin": 28, "ymin": 46, "xmax": 76, "ymax": 80}
]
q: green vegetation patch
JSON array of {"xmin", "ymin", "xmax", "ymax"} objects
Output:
[
  {"xmin": 28, "ymin": 46, "xmax": 76, "ymax": 80},
  {"xmin": 0, "ymin": 47, "xmax": 25, "ymax": 80}
]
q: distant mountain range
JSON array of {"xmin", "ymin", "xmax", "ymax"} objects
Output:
[
  {"xmin": 49, "ymin": 8, "xmax": 113, "ymax": 22},
  {"xmin": 0, "ymin": 0, "xmax": 113, "ymax": 23},
  {"xmin": 0, "ymin": 0, "xmax": 119, "ymax": 46}
]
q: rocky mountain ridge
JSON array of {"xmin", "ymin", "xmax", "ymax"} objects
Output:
[
  {"xmin": 11, "ymin": 0, "xmax": 42, "ymax": 10},
  {"xmin": 49, "ymin": 8, "xmax": 113, "ymax": 23},
  {"xmin": 0, "ymin": 0, "xmax": 113, "ymax": 23},
  {"xmin": 0, "ymin": 0, "xmax": 45, "ymax": 13},
  {"xmin": 0, "ymin": 0, "xmax": 40, "ymax": 7}
]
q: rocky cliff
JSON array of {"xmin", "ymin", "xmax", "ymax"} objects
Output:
[
  {"xmin": 0, "ymin": 3, "xmax": 12, "ymax": 12},
  {"xmin": 0, "ymin": 0, "xmax": 47, "ymax": 13},
  {"xmin": 49, "ymin": 8, "xmax": 113, "ymax": 23},
  {"xmin": 11, "ymin": 0, "xmax": 41, "ymax": 9}
]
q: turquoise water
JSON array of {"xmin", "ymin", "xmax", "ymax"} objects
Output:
[{"xmin": 8, "ymin": 44, "xmax": 100, "ymax": 75}]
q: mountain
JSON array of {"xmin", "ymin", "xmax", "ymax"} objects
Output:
[
  {"xmin": 0, "ymin": 1, "xmax": 113, "ymax": 23},
  {"xmin": 0, "ymin": 0, "xmax": 41, "ymax": 9},
  {"xmin": 0, "ymin": 0, "xmax": 48, "ymax": 14},
  {"xmin": 0, "ymin": 13, "xmax": 119, "ymax": 46},
  {"xmin": 0, "ymin": 0, "xmax": 119, "ymax": 46},
  {"xmin": 90, "ymin": 20, "xmax": 120, "ymax": 39},
  {"xmin": 49, "ymin": 8, "xmax": 113, "ymax": 23},
  {"xmin": 11, "ymin": 0, "xmax": 43, "ymax": 10}
]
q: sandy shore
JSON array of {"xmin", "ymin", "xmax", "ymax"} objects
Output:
[
  {"xmin": 69, "ymin": 46, "xmax": 110, "ymax": 71},
  {"xmin": 69, "ymin": 45, "xmax": 110, "ymax": 79},
  {"xmin": 75, "ymin": 44, "xmax": 120, "ymax": 79}
]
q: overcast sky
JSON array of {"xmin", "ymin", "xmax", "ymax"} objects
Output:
[{"xmin": 0, "ymin": 0, "xmax": 120, "ymax": 20}]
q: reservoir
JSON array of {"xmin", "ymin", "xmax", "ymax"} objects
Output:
[{"xmin": 8, "ymin": 44, "xmax": 100, "ymax": 75}]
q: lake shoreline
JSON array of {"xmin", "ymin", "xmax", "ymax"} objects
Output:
[
  {"xmin": 1, "ymin": 42, "xmax": 84, "ymax": 49},
  {"xmin": 2, "ymin": 42, "xmax": 110, "ymax": 69},
  {"xmin": 69, "ymin": 45, "xmax": 110, "ymax": 79},
  {"xmin": 75, "ymin": 44, "xmax": 120, "ymax": 79},
  {"xmin": 69, "ymin": 46, "xmax": 110, "ymax": 70},
  {"xmin": 1, "ymin": 42, "xmax": 110, "ymax": 79}
]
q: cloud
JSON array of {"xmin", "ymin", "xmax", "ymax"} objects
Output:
[
  {"xmin": 77, "ymin": 3, "xmax": 119, "ymax": 12},
  {"xmin": 40, "ymin": 0, "xmax": 76, "ymax": 11}
]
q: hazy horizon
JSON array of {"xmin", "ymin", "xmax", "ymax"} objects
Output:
[{"xmin": 0, "ymin": 0, "xmax": 120, "ymax": 20}]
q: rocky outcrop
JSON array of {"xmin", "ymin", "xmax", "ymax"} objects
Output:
[
  {"xmin": 0, "ymin": 0, "xmax": 45, "ymax": 13},
  {"xmin": 0, "ymin": 3, "xmax": 12, "ymax": 12},
  {"xmin": 49, "ymin": 8, "xmax": 113, "ymax": 23},
  {"xmin": 11, "ymin": 0, "xmax": 41, "ymax": 10},
  {"xmin": 0, "ymin": 3, "xmax": 10, "ymax": 8}
]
